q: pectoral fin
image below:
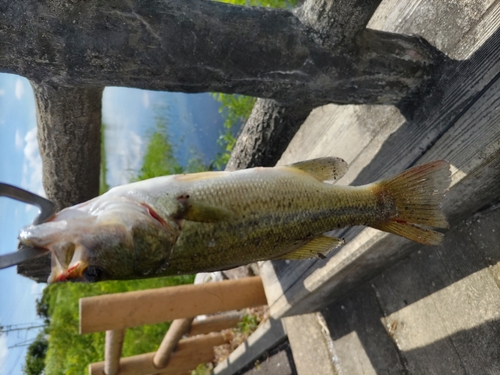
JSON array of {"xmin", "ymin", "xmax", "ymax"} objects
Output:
[
  {"xmin": 178, "ymin": 199, "xmax": 233, "ymax": 223},
  {"xmin": 275, "ymin": 235, "xmax": 345, "ymax": 260},
  {"xmin": 288, "ymin": 157, "xmax": 348, "ymax": 182}
]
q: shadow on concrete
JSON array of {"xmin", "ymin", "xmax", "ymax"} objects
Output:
[
  {"xmin": 320, "ymin": 204, "xmax": 500, "ymax": 373},
  {"xmin": 267, "ymin": 24, "xmax": 500, "ymax": 321}
]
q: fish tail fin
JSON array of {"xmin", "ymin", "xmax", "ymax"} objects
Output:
[{"xmin": 370, "ymin": 160, "xmax": 451, "ymax": 245}]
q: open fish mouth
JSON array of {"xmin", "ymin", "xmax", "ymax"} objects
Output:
[{"xmin": 19, "ymin": 195, "xmax": 179, "ymax": 283}]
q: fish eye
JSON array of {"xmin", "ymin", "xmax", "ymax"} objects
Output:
[{"xmin": 82, "ymin": 266, "xmax": 104, "ymax": 282}]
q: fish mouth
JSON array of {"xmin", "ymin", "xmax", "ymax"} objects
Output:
[
  {"xmin": 48, "ymin": 242, "xmax": 89, "ymax": 283},
  {"xmin": 49, "ymin": 261, "xmax": 86, "ymax": 283}
]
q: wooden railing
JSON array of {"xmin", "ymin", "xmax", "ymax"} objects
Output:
[{"xmin": 80, "ymin": 277, "xmax": 267, "ymax": 375}]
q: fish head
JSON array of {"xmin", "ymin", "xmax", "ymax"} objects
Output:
[{"xmin": 19, "ymin": 195, "xmax": 179, "ymax": 282}]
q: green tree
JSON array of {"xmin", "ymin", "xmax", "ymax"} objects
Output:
[
  {"xmin": 211, "ymin": 94, "xmax": 256, "ymax": 170},
  {"xmin": 99, "ymin": 123, "xmax": 110, "ymax": 195},
  {"xmin": 43, "ymin": 276, "xmax": 194, "ymax": 375},
  {"xmin": 135, "ymin": 117, "xmax": 184, "ymax": 180},
  {"xmin": 135, "ymin": 106, "xmax": 210, "ymax": 180},
  {"xmin": 35, "ymin": 297, "xmax": 50, "ymax": 325},
  {"xmin": 23, "ymin": 333, "xmax": 48, "ymax": 375}
]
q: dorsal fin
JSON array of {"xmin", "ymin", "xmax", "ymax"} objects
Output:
[{"xmin": 288, "ymin": 157, "xmax": 348, "ymax": 181}]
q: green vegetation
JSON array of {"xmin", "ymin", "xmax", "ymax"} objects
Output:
[
  {"xmin": 211, "ymin": 94, "xmax": 256, "ymax": 170},
  {"xmin": 136, "ymin": 109, "xmax": 208, "ymax": 180},
  {"xmin": 237, "ymin": 314, "xmax": 259, "ymax": 335},
  {"xmin": 35, "ymin": 276, "xmax": 194, "ymax": 375},
  {"xmin": 99, "ymin": 123, "xmax": 110, "ymax": 195},
  {"xmin": 23, "ymin": 333, "xmax": 48, "ymax": 375},
  {"xmin": 135, "ymin": 120, "xmax": 184, "ymax": 180}
]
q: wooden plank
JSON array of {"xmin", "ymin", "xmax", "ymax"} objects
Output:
[
  {"xmin": 188, "ymin": 311, "xmax": 243, "ymax": 337},
  {"xmin": 104, "ymin": 330, "xmax": 125, "ymax": 375},
  {"xmin": 80, "ymin": 277, "xmax": 266, "ymax": 334},
  {"xmin": 153, "ymin": 318, "xmax": 194, "ymax": 369},
  {"xmin": 262, "ymin": 1, "xmax": 500, "ymax": 318},
  {"xmin": 89, "ymin": 332, "xmax": 226, "ymax": 375}
]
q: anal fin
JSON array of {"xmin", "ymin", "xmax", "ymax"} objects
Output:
[{"xmin": 275, "ymin": 235, "xmax": 345, "ymax": 260}]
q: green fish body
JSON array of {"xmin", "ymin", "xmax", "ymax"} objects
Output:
[{"xmin": 19, "ymin": 157, "xmax": 450, "ymax": 282}]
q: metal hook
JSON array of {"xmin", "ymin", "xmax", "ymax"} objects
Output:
[{"xmin": 0, "ymin": 183, "xmax": 55, "ymax": 269}]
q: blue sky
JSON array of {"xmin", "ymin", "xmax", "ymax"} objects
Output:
[
  {"xmin": 0, "ymin": 73, "xmax": 227, "ymax": 375},
  {"xmin": 0, "ymin": 74, "xmax": 44, "ymax": 375},
  {"xmin": 103, "ymin": 87, "xmax": 228, "ymax": 186}
]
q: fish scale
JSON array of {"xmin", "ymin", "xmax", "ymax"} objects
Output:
[
  {"xmin": 18, "ymin": 157, "xmax": 451, "ymax": 282},
  {"xmin": 164, "ymin": 169, "xmax": 381, "ymax": 274}
]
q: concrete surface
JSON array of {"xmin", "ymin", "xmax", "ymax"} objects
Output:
[
  {"xmin": 285, "ymin": 203, "xmax": 500, "ymax": 374},
  {"xmin": 238, "ymin": 341, "xmax": 297, "ymax": 375},
  {"xmin": 283, "ymin": 313, "xmax": 338, "ymax": 375},
  {"xmin": 213, "ymin": 318, "xmax": 287, "ymax": 375}
]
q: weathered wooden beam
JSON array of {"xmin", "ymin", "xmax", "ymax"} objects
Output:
[
  {"xmin": 294, "ymin": 0, "xmax": 382, "ymax": 51},
  {"xmin": 188, "ymin": 311, "xmax": 243, "ymax": 337},
  {"xmin": 104, "ymin": 329, "xmax": 125, "ymax": 375},
  {"xmin": 227, "ymin": 0, "xmax": 438, "ymax": 170},
  {"xmin": 226, "ymin": 100, "xmax": 312, "ymax": 170},
  {"xmin": 260, "ymin": 4, "xmax": 500, "ymax": 319},
  {"xmin": 80, "ymin": 277, "xmax": 266, "ymax": 334},
  {"xmin": 1, "ymin": 0, "xmax": 440, "ymax": 106},
  {"xmin": 153, "ymin": 318, "xmax": 194, "ymax": 369},
  {"xmin": 17, "ymin": 85, "xmax": 103, "ymax": 282},
  {"xmin": 32, "ymin": 84, "xmax": 103, "ymax": 210},
  {"xmin": 89, "ymin": 332, "xmax": 226, "ymax": 375}
]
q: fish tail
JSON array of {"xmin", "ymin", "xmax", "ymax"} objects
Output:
[{"xmin": 370, "ymin": 160, "xmax": 451, "ymax": 245}]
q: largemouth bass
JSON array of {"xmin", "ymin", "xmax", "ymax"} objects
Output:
[{"xmin": 19, "ymin": 157, "xmax": 450, "ymax": 283}]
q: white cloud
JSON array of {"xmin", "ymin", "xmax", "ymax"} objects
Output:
[
  {"xmin": 22, "ymin": 127, "xmax": 44, "ymax": 198},
  {"xmin": 14, "ymin": 129, "xmax": 23, "ymax": 150},
  {"xmin": 0, "ymin": 89, "xmax": 5, "ymax": 96},
  {"xmin": 15, "ymin": 78, "xmax": 25, "ymax": 100},
  {"xmin": 31, "ymin": 281, "xmax": 46, "ymax": 295},
  {"xmin": 0, "ymin": 335, "xmax": 8, "ymax": 372},
  {"xmin": 143, "ymin": 91, "xmax": 150, "ymax": 109},
  {"xmin": 107, "ymin": 130, "xmax": 143, "ymax": 187}
]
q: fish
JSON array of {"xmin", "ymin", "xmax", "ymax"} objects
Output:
[{"xmin": 18, "ymin": 157, "xmax": 451, "ymax": 283}]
